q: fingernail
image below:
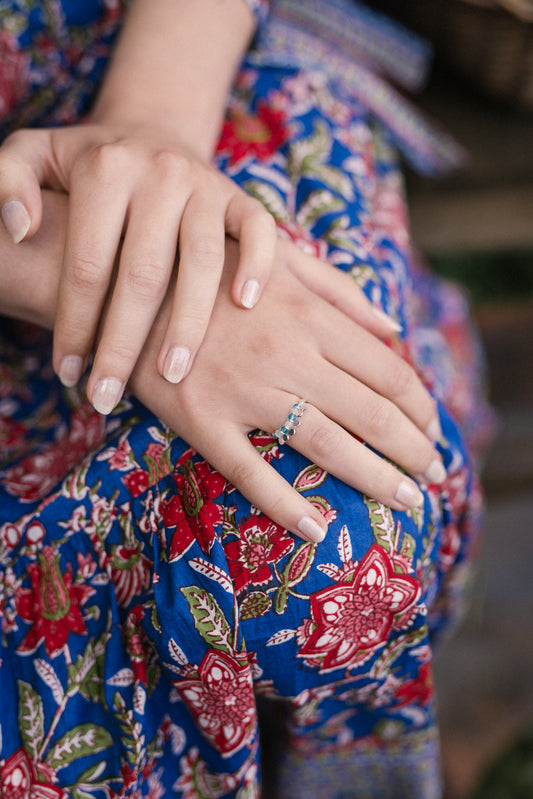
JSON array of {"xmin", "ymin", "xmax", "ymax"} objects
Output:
[
  {"xmin": 371, "ymin": 307, "xmax": 402, "ymax": 333},
  {"xmin": 241, "ymin": 279, "xmax": 261, "ymax": 309},
  {"xmin": 426, "ymin": 417, "xmax": 442, "ymax": 443},
  {"xmin": 297, "ymin": 514, "xmax": 326, "ymax": 542},
  {"xmin": 58, "ymin": 355, "xmax": 83, "ymax": 387},
  {"xmin": 91, "ymin": 377, "xmax": 123, "ymax": 415},
  {"xmin": 396, "ymin": 480, "xmax": 424, "ymax": 508},
  {"xmin": 163, "ymin": 346, "xmax": 190, "ymax": 384},
  {"xmin": 1, "ymin": 200, "xmax": 31, "ymax": 244},
  {"xmin": 424, "ymin": 459, "xmax": 447, "ymax": 485}
]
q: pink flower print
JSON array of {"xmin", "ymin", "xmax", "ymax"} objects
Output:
[
  {"xmin": 297, "ymin": 545, "xmax": 420, "ymax": 673},
  {"xmin": 175, "ymin": 651, "xmax": 256, "ymax": 757}
]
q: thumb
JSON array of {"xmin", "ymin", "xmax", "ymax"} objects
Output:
[{"xmin": 0, "ymin": 128, "xmax": 58, "ymax": 243}]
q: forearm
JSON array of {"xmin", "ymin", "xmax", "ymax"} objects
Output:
[{"xmin": 91, "ymin": 0, "xmax": 256, "ymax": 159}]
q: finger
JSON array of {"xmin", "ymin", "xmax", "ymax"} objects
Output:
[
  {"xmin": 226, "ymin": 192, "xmax": 277, "ymax": 310},
  {"xmin": 53, "ymin": 158, "xmax": 131, "ymax": 388},
  {"xmin": 281, "ymin": 238, "xmax": 402, "ymax": 338},
  {"xmin": 157, "ymin": 192, "xmax": 226, "ymax": 384},
  {"xmin": 86, "ymin": 188, "xmax": 183, "ymax": 413},
  {"xmin": 300, "ymin": 356, "xmax": 445, "ymax": 484},
  {"xmin": 0, "ymin": 129, "xmax": 53, "ymax": 242},
  {"xmin": 315, "ymin": 305, "xmax": 441, "ymax": 442},
  {"xmin": 206, "ymin": 425, "xmax": 328, "ymax": 543},
  {"xmin": 268, "ymin": 399, "xmax": 429, "ymax": 509}
]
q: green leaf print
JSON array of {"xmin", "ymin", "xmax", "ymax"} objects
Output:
[
  {"xmin": 181, "ymin": 585, "xmax": 233, "ymax": 654},
  {"xmin": 296, "ymin": 189, "xmax": 344, "ymax": 229},
  {"xmin": 45, "ymin": 724, "xmax": 113, "ymax": 770},
  {"xmin": 67, "ymin": 636, "xmax": 107, "ymax": 704},
  {"xmin": 288, "ymin": 121, "xmax": 331, "ymax": 178},
  {"xmin": 18, "ymin": 680, "xmax": 44, "ymax": 760},
  {"xmin": 239, "ymin": 591, "xmax": 272, "ymax": 621},
  {"xmin": 313, "ymin": 163, "xmax": 355, "ymax": 200},
  {"xmin": 365, "ymin": 496, "xmax": 396, "ymax": 554},
  {"xmin": 242, "ymin": 180, "xmax": 290, "ymax": 221},
  {"xmin": 274, "ymin": 585, "xmax": 289, "ymax": 615}
]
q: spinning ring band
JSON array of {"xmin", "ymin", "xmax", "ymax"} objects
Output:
[{"xmin": 273, "ymin": 399, "xmax": 307, "ymax": 445}]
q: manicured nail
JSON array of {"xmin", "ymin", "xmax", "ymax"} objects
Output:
[
  {"xmin": 241, "ymin": 279, "xmax": 261, "ymax": 309},
  {"xmin": 1, "ymin": 200, "xmax": 31, "ymax": 244},
  {"xmin": 372, "ymin": 307, "xmax": 402, "ymax": 333},
  {"xmin": 91, "ymin": 377, "xmax": 123, "ymax": 415},
  {"xmin": 426, "ymin": 417, "xmax": 442, "ymax": 443},
  {"xmin": 58, "ymin": 355, "xmax": 83, "ymax": 387},
  {"xmin": 396, "ymin": 480, "xmax": 424, "ymax": 508},
  {"xmin": 424, "ymin": 459, "xmax": 447, "ymax": 485},
  {"xmin": 297, "ymin": 514, "xmax": 326, "ymax": 542},
  {"xmin": 163, "ymin": 346, "xmax": 190, "ymax": 384}
]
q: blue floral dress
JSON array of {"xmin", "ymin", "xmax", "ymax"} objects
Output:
[{"xmin": 0, "ymin": 1, "xmax": 495, "ymax": 797}]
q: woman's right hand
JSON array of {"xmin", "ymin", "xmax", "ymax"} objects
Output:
[{"xmin": 131, "ymin": 237, "xmax": 445, "ymax": 543}]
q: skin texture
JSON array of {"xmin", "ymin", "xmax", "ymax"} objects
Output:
[{"xmin": 0, "ymin": 190, "xmax": 444, "ymax": 542}]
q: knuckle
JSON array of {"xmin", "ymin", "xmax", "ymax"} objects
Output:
[
  {"xmin": 227, "ymin": 459, "xmax": 258, "ymax": 491},
  {"xmin": 177, "ymin": 305, "xmax": 209, "ymax": 334},
  {"xmin": 102, "ymin": 340, "xmax": 138, "ymax": 365},
  {"xmin": 126, "ymin": 261, "xmax": 167, "ymax": 301},
  {"xmin": 84, "ymin": 140, "xmax": 133, "ymax": 179},
  {"xmin": 364, "ymin": 398, "xmax": 396, "ymax": 436},
  {"xmin": 387, "ymin": 357, "xmax": 415, "ymax": 397},
  {"xmin": 55, "ymin": 316, "xmax": 91, "ymax": 346},
  {"xmin": 68, "ymin": 255, "xmax": 107, "ymax": 293},
  {"xmin": 309, "ymin": 424, "xmax": 343, "ymax": 459},
  {"xmin": 184, "ymin": 237, "xmax": 224, "ymax": 269},
  {"xmin": 154, "ymin": 150, "xmax": 190, "ymax": 183}
]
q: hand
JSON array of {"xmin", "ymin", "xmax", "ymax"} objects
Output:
[
  {"xmin": 131, "ymin": 237, "xmax": 445, "ymax": 542},
  {"xmin": 0, "ymin": 192, "xmax": 443, "ymax": 543},
  {"xmin": 0, "ymin": 122, "xmax": 276, "ymax": 411}
]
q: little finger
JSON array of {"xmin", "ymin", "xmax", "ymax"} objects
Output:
[
  {"xmin": 272, "ymin": 399, "xmax": 426, "ymax": 511},
  {"xmin": 281, "ymin": 238, "xmax": 402, "ymax": 338},
  {"xmin": 302, "ymin": 358, "xmax": 445, "ymax": 484},
  {"xmin": 225, "ymin": 192, "xmax": 277, "ymax": 310},
  {"xmin": 318, "ymin": 308, "xmax": 441, "ymax": 442}
]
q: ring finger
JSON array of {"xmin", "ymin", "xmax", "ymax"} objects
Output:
[{"xmin": 260, "ymin": 394, "xmax": 428, "ymax": 512}]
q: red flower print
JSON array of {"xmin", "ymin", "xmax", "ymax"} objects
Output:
[
  {"xmin": 122, "ymin": 468, "xmax": 150, "ymax": 498},
  {"xmin": 0, "ymin": 32, "xmax": 29, "ymax": 118},
  {"xmin": 1, "ymin": 406, "xmax": 105, "ymax": 502},
  {"xmin": 110, "ymin": 538, "xmax": 153, "ymax": 606},
  {"xmin": 123, "ymin": 606, "xmax": 151, "ymax": 685},
  {"xmin": 394, "ymin": 661, "xmax": 434, "ymax": 708},
  {"xmin": 297, "ymin": 545, "xmax": 420, "ymax": 673},
  {"xmin": 99, "ymin": 434, "xmax": 135, "ymax": 471},
  {"xmin": 225, "ymin": 516, "xmax": 294, "ymax": 595},
  {"xmin": 0, "ymin": 417, "xmax": 26, "ymax": 451},
  {"xmin": 0, "ymin": 748, "xmax": 64, "ymax": 799},
  {"xmin": 14, "ymin": 546, "xmax": 95, "ymax": 658},
  {"xmin": 163, "ymin": 459, "xmax": 226, "ymax": 562},
  {"xmin": 216, "ymin": 102, "xmax": 289, "ymax": 167},
  {"xmin": 175, "ymin": 651, "xmax": 256, "ymax": 757}
]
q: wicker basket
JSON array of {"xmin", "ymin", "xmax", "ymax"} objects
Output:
[{"xmin": 377, "ymin": 0, "xmax": 533, "ymax": 110}]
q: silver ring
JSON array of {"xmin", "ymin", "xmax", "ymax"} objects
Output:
[{"xmin": 272, "ymin": 399, "xmax": 307, "ymax": 445}]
